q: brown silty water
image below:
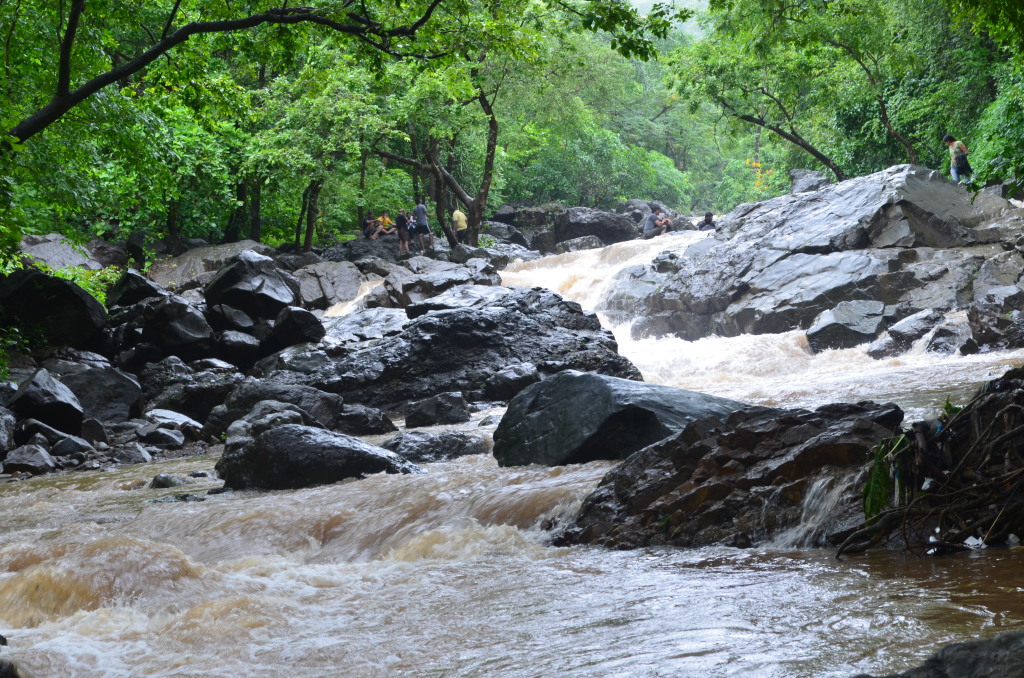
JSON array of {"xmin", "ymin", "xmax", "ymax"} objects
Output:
[{"xmin": 3, "ymin": 235, "xmax": 1024, "ymax": 676}]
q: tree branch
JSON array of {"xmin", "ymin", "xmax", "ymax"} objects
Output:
[{"xmin": 56, "ymin": 0, "xmax": 85, "ymax": 97}]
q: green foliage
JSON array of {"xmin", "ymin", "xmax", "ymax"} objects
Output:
[
  {"xmin": 35, "ymin": 263, "xmax": 122, "ymax": 307},
  {"xmin": 863, "ymin": 433, "xmax": 910, "ymax": 522},
  {"xmin": 0, "ymin": 325, "xmax": 32, "ymax": 381}
]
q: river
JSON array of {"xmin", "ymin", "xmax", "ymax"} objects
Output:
[{"xmin": 2, "ymin": 233, "xmax": 1023, "ymax": 677}]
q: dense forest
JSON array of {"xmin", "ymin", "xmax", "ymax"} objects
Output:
[{"xmin": 1, "ymin": 0, "xmax": 1022, "ymax": 255}]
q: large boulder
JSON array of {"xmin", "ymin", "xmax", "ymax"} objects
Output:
[
  {"xmin": 379, "ymin": 256, "xmax": 501, "ymax": 307},
  {"xmin": 554, "ymin": 400, "xmax": 903, "ymax": 549},
  {"xmin": 140, "ymin": 295, "xmax": 217, "ymax": 361},
  {"xmin": 215, "ymin": 424, "xmax": 421, "ymax": 490},
  {"xmin": 492, "ymin": 370, "xmax": 745, "ymax": 467},
  {"xmin": 0, "ymin": 268, "xmax": 107, "ymax": 349},
  {"xmin": 806, "ymin": 300, "xmax": 888, "ymax": 352},
  {"xmin": 3, "ymin": 444, "xmax": 56, "ymax": 475},
  {"xmin": 404, "ymin": 392, "xmax": 470, "ymax": 428},
  {"xmin": 140, "ymin": 357, "xmax": 245, "ymax": 424},
  {"xmin": 293, "ymin": 261, "xmax": 367, "ymax": 310},
  {"xmin": 203, "ymin": 379, "xmax": 347, "ymax": 437},
  {"xmin": 5, "ymin": 369, "xmax": 83, "ymax": 434},
  {"xmin": 19, "ymin": 233, "xmax": 110, "ymax": 270},
  {"xmin": 553, "ymin": 207, "xmax": 639, "ymax": 246},
  {"xmin": 51, "ymin": 365, "xmax": 144, "ymax": 423},
  {"xmin": 382, "ymin": 430, "xmax": 489, "ymax": 463},
  {"xmin": 629, "ymin": 165, "xmax": 1021, "ymax": 341},
  {"xmin": 260, "ymin": 286, "xmax": 643, "ymax": 411},
  {"xmin": 148, "ymin": 240, "xmax": 274, "ymax": 290},
  {"xmin": 203, "ymin": 250, "xmax": 300, "ymax": 319},
  {"xmin": 852, "ymin": 629, "xmax": 1024, "ymax": 678},
  {"xmin": 106, "ymin": 269, "xmax": 168, "ymax": 308}
]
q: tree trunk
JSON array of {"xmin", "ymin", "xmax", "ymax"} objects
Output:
[
  {"xmin": 224, "ymin": 181, "xmax": 246, "ymax": 243},
  {"xmin": 303, "ymin": 180, "xmax": 322, "ymax": 252},
  {"xmin": 295, "ymin": 184, "xmax": 310, "ymax": 248},
  {"xmin": 737, "ymin": 114, "xmax": 847, "ymax": 181},
  {"xmin": 249, "ymin": 179, "xmax": 262, "ymax": 242}
]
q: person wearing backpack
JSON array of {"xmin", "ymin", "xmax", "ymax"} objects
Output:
[{"xmin": 943, "ymin": 134, "xmax": 972, "ymax": 183}]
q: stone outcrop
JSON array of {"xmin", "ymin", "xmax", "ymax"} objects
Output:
[
  {"xmin": 259, "ymin": 286, "xmax": 642, "ymax": 411},
  {"xmin": 625, "ymin": 165, "xmax": 1023, "ymax": 348},
  {"xmin": 383, "ymin": 430, "xmax": 489, "ymax": 463},
  {"xmin": 215, "ymin": 424, "xmax": 420, "ymax": 490},
  {"xmin": 148, "ymin": 239, "xmax": 273, "ymax": 290},
  {"xmin": 554, "ymin": 207, "xmax": 639, "ymax": 246},
  {"xmin": 493, "ymin": 370, "xmax": 745, "ymax": 467},
  {"xmin": 553, "ymin": 400, "xmax": 903, "ymax": 549},
  {"xmin": 0, "ymin": 268, "xmax": 108, "ymax": 349},
  {"xmin": 851, "ymin": 630, "xmax": 1024, "ymax": 678}
]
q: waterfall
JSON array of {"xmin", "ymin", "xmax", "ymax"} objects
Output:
[{"xmin": 768, "ymin": 468, "xmax": 866, "ymax": 549}]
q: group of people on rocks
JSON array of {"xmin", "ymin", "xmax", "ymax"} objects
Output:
[
  {"xmin": 362, "ymin": 203, "xmax": 472, "ymax": 254},
  {"xmin": 362, "ymin": 203, "xmax": 436, "ymax": 255}
]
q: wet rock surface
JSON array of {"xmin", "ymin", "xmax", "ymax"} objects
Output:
[
  {"xmin": 851, "ymin": 629, "xmax": 1024, "ymax": 678},
  {"xmin": 628, "ymin": 165, "xmax": 1024, "ymax": 348},
  {"xmin": 493, "ymin": 370, "xmax": 746, "ymax": 467},
  {"xmin": 215, "ymin": 424, "xmax": 420, "ymax": 490},
  {"xmin": 383, "ymin": 430, "xmax": 490, "ymax": 463},
  {"xmin": 553, "ymin": 400, "xmax": 903, "ymax": 549}
]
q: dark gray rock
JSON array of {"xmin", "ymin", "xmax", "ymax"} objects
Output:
[
  {"xmin": 265, "ymin": 306, "xmax": 325, "ymax": 353},
  {"xmin": 405, "ymin": 285, "xmax": 515, "ymax": 319},
  {"xmin": 50, "ymin": 435, "xmax": 96, "ymax": 459},
  {"xmin": 148, "ymin": 240, "xmax": 274, "ymax": 290},
  {"xmin": 866, "ymin": 335, "xmax": 900, "ymax": 360},
  {"xmin": 0, "ymin": 268, "xmax": 107, "ymax": 349},
  {"xmin": 269, "ymin": 286, "xmax": 642, "ymax": 411},
  {"xmin": 322, "ymin": 307, "xmax": 409, "ymax": 344},
  {"xmin": 851, "ymin": 629, "xmax": 1024, "ymax": 678},
  {"xmin": 321, "ymin": 237, "xmax": 403, "ymax": 265},
  {"xmin": 481, "ymin": 221, "xmax": 530, "ymax": 248},
  {"xmin": 253, "ymin": 345, "xmax": 331, "ymax": 375},
  {"xmin": 806, "ymin": 300, "xmax": 887, "ymax": 352},
  {"xmin": 144, "ymin": 409, "xmax": 203, "ymax": 441},
  {"xmin": 139, "ymin": 425, "xmax": 186, "ymax": 448},
  {"xmin": 967, "ymin": 307, "xmax": 1024, "ymax": 351},
  {"xmin": 926, "ymin": 321, "xmax": 977, "ymax": 355},
  {"xmin": 275, "ymin": 251, "xmax": 322, "ymax": 271},
  {"xmin": 3, "ymin": 444, "xmax": 56, "ymax": 474},
  {"xmin": 215, "ymin": 424, "xmax": 421, "ymax": 490},
  {"xmin": 207, "ymin": 304, "xmax": 255, "ymax": 333},
  {"xmin": 631, "ymin": 165, "xmax": 1019, "ymax": 341},
  {"xmin": 493, "ymin": 370, "xmax": 746, "ymax": 467},
  {"xmin": 106, "ymin": 269, "xmax": 167, "ymax": 308},
  {"xmin": 381, "ymin": 256, "xmax": 500, "ymax": 307},
  {"xmin": 383, "ymin": 430, "xmax": 489, "ymax": 463},
  {"xmin": 150, "ymin": 473, "xmax": 193, "ymax": 489},
  {"xmin": 202, "ymin": 380, "xmax": 346, "ymax": 438},
  {"xmin": 20, "ymin": 233, "xmax": 105, "ymax": 270},
  {"xmin": 80, "ymin": 418, "xmax": 109, "ymax": 445},
  {"xmin": 55, "ymin": 366, "xmax": 144, "ymax": 423},
  {"xmin": 293, "ymin": 261, "xmax": 366, "ymax": 310},
  {"xmin": 554, "ymin": 401, "xmax": 903, "ymax": 549},
  {"xmin": 5, "ymin": 369, "xmax": 83, "ymax": 434},
  {"xmin": 204, "ymin": 250, "xmax": 300, "ymax": 320},
  {"xmin": 554, "ymin": 235, "xmax": 605, "ymax": 253},
  {"xmin": 140, "ymin": 358, "xmax": 245, "ymax": 424},
  {"xmin": 890, "ymin": 309, "xmax": 946, "ymax": 350},
  {"xmin": 554, "ymin": 207, "xmax": 639, "ymax": 245},
  {"xmin": 114, "ymin": 442, "xmax": 153, "ymax": 464},
  {"xmin": 531, "ymin": 230, "xmax": 558, "ymax": 254},
  {"xmin": 140, "ymin": 295, "xmax": 217, "ymax": 361},
  {"xmin": 483, "ymin": 363, "xmax": 541, "ymax": 400},
  {"xmin": 405, "ymin": 392, "xmax": 471, "ymax": 428},
  {"xmin": 218, "ymin": 330, "xmax": 261, "ymax": 368},
  {"xmin": 789, "ymin": 169, "xmax": 830, "ymax": 193},
  {"xmin": 223, "ymin": 400, "xmax": 315, "ymax": 456},
  {"xmin": 334, "ymin": 403, "xmax": 398, "ymax": 435},
  {"xmin": 0, "ymin": 407, "xmax": 15, "ymax": 453}
]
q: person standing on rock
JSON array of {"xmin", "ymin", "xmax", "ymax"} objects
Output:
[
  {"xmin": 452, "ymin": 207, "xmax": 469, "ymax": 244},
  {"xmin": 943, "ymin": 134, "xmax": 972, "ymax": 183},
  {"xmin": 395, "ymin": 208, "xmax": 412, "ymax": 256},
  {"xmin": 642, "ymin": 207, "xmax": 671, "ymax": 239},
  {"xmin": 413, "ymin": 201, "xmax": 433, "ymax": 252}
]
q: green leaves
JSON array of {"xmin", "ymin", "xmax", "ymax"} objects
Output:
[{"xmin": 863, "ymin": 433, "xmax": 909, "ymax": 522}]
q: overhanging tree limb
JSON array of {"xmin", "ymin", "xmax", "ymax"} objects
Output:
[{"xmin": 6, "ymin": 1, "xmax": 446, "ymax": 146}]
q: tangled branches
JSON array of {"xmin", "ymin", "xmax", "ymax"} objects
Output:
[{"xmin": 837, "ymin": 366, "xmax": 1024, "ymax": 558}]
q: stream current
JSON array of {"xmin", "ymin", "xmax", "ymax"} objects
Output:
[{"xmin": 3, "ymin": 233, "xmax": 1024, "ymax": 677}]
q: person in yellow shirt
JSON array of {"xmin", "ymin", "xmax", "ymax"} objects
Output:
[{"xmin": 452, "ymin": 207, "xmax": 469, "ymax": 244}]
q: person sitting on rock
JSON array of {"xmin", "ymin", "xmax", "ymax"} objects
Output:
[
  {"xmin": 362, "ymin": 211, "xmax": 382, "ymax": 239},
  {"xmin": 642, "ymin": 207, "xmax": 672, "ymax": 239},
  {"xmin": 698, "ymin": 212, "xmax": 716, "ymax": 231},
  {"xmin": 378, "ymin": 210, "xmax": 397, "ymax": 236}
]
